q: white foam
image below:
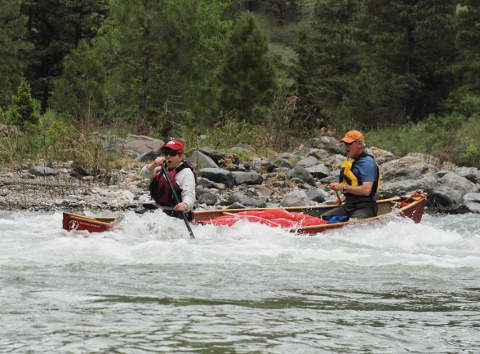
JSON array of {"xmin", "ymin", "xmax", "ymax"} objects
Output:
[{"xmin": 1, "ymin": 211, "xmax": 479, "ymax": 268}]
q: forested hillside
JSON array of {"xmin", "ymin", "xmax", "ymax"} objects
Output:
[{"xmin": 1, "ymin": 0, "xmax": 479, "ymax": 166}]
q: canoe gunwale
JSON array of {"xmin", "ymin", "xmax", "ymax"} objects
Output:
[{"xmin": 192, "ymin": 192, "xmax": 427, "ymax": 235}]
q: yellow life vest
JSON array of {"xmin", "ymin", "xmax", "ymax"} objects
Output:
[{"xmin": 339, "ymin": 153, "xmax": 381, "ymax": 195}]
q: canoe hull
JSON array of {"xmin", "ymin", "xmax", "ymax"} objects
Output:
[
  {"xmin": 193, "ymin": 191, "xmax": 428, "ymax": 235},
  {"xmin": 63, "ymin": 212, "xmax": 119, "ymax": 232}
]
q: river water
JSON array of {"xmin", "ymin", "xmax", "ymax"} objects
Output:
[{"xmin": 1, "ymin": 210, "xmax": 479, "ymax": 353}]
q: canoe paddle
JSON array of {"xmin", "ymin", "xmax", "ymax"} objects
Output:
[{"xmin": 160, "ymin": 162, "xmax": 195, "ymax": 239}]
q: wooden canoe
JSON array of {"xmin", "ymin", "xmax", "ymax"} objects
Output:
[
  {"xmin": 63, "ymin": 212, "xmax": 121, "ymax": 232},
  {"xmin": 193, "ymin": 191, "xmax": 427, "ymax": 235}
]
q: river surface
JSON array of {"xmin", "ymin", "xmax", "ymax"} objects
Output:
[{"xmin": 1, "ymin": 211, "xmax": 479, "ymax": 353}]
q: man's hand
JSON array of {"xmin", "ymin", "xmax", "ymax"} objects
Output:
[
  {"xmin": 148, "ymin": 156, "xmax": 165, "ymax": 171},
  {"xmin": 174, "ymin": 202, "xmax": 188, "ymax": 211},
  {"xmin": 328, "ymin": 182, "xmax": 343, "ymax": 191}
]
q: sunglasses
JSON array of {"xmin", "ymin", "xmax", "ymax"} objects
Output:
[
  {"xmin": 345, "ymin": 141, "xmax": 361, "ymax": 146},
  {"xmin": 162, "ymin": 150, "xmax": 181, "ymax": 157}
]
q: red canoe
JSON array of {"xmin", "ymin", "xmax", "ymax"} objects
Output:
[
  {"xmin": 63, "ymin": 212, "xmax": 121, "ymax": 232},
  {"xmin": 63, "ymin": 191, "xmax": 427, "ymax": 235},
  {"xmin": 193, "ymin": 191, "xmax": 427, "ymax": 235}
]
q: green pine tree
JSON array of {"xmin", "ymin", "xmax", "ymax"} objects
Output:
[
  {"xmin": 8, "ymin": 79, "xmax": 38, "ymax": 130},
  {"xmin": 0, "ymin": 0, "xmax": 31, "ymax": 108},
  {"xmin": 218, "ymin": 12, "xmax": 276, "ymax": 122},
  {"xmin": 21, "ymin": 0, "xmax": 108, "ymax": 112},
  {"xmin": 295, "ymin": 0, "xmax": 360, "ymax": 127}
]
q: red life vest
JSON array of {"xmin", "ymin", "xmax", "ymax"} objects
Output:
[{"xmin": 149, "ymin": 162, "xmax": 195, "ymax": 207}]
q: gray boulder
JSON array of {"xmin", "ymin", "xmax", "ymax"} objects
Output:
[
  {"xmin": 124, "ymin": 135, "xmax": 164, "ymax": 155},
  {"xmin": 249, "ymin": 157, "xmax": 275, "ymax": 173},
  {"xmin": 197, "ymin": 190, "xmax": 218, "ymax": 205},
  {"xmin": 199, "ymin": 147, "xmax": 239, "ymax": 167},
  {"xmin": 305, "ymin": 164, "xmax": 330, "ymax": 179},
  {"xmin": 380, "ymin": 174, "xmax": 437, "ymax": 198},
  {"xmin": 464, "ymin": 193, "xmax": 480, "ymax": 213},
  {"xmin": 429, "ymin": 186, "xmax": 464, "ymax": 212},
  {"xmin": 232, "ymin": 171, "xmax": 263, "ymax": 185},
  {"xmin": 288, "ymin": 166, "xmax": 316, "ymax": 186},
  {"xmin": 297, "ymin": 155, "xmax": 319, "ymax": 168},
  {"xmin": 187, "ymin": 150, "xmax": 219, "ymax": 169},
  {"xmin": 228, "ymin": 192, "xmax": 266, "ymax": 208},
  {"xmin": 381, "ymin": 154, "xmax": 439, "ymax": 181},
  {"xmin": 306, "ymin": 188, "xmax": 328, "ymax": 203},
  {"xmin": 29, "ymin": 166, "xmax": 58, "ymax": 176},
  {"xmin": 454, "ymin": 166, "xmax": 480, "ymax": 184},
  {"xmin": 273, "ymin": 158, "xmax": 294, "ymax": 169},
  {"xmin": 311, "ymin": 136, "xmax": 344, "ymax": 154},
  {"xmin": 280, "ymin": 190, "xmax": 310, "ymax": 207},
  {"xmin": 199, "ymin": 168, "xmax": 235, "ymax": 187},
  {"xmin": 368, "ymin": 146, "xmax": 398, "ymax": 165}
]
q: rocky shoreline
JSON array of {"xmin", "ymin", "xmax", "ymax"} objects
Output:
[{"xmin": 1, "ymin": 135, "xmax": 479, "ymax": 215}]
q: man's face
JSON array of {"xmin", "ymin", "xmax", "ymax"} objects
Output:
[
  {"xmin": 344, "ymin": 141, "xmax": 363, "ymax": 158},
  {"xmin": 163, "ymin": 149, "xmax": 183, "ymax": 168}
]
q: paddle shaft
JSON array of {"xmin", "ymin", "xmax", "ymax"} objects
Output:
[{"xmin": 160, "ymin": 163, "xmax": 195, "ymax": 239}]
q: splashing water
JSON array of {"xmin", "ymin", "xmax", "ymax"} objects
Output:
[{"xmin": 1, "ymin": 211, "xmax": 479, "ymax": 352}]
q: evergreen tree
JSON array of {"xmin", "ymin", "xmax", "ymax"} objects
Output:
[
  {"xmin": 52, "ymin": 0, "xmax": 230, "ymax": 130},
  {"xmin": 218, "ymin": 12, "xmax": 275, "ymax": 122},
  {"xmin": 21, "ymin": 0, "xmax": 108, "ymax": 112},
  {"xmin": 351, "ymin": 0, "xmax": 458, "ymax": 125},
  {"xmin": 295, "ymin": 0, "xmax": 360, "ymax": 127},
  {"xmin": 451, "ymin": 1, "xmax": 480, "ymax": 95},
  {"xmin": 0, "ymin": 0, "xmax": 31, "ymax": 108},
  {"xmin": 8, "ymin": 79, "xmax": 38, "ymax": 130}
]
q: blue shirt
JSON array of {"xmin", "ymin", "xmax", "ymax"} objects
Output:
[{"xmin": 345, "ymin": 154, "xmax": 378, "ymax": 204}]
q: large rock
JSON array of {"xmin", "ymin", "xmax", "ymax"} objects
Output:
[
  {"xmin": 280, "ymin": 190, "xmax": 310, "ymax": 207},
  {"xmin": 232, "ymin": 171, "xmax": 263, "ymax": 185},
  {"xmin": 288, "ymin": 166, "xmax": 316, "ymax": 186},
  {"xmin": 368, "ymin": 146, "xmax": 398, "ymax": 165},
  {"xmin": 454, "ymin": 166, "xmax": 480, "ymax": 184},
  {"xmin": 186, "ymin": 150, "xmax": 219, "ymax": 169},
  {"xmin": 305, "ymin": 164, "xmax": 330, "ymax": 179},
  {"xmin": 29, "ymin": 166, "xmax": 58, "ymax": 176},
  {"xmin": 380, "ymin": 174, "xmax": 437, "ymax": 198},
  {"xmin": 381, "ymin": 154, "xmax": 439, "ymax": 181},
  {"xmin": 311, "ymin": 136, "xmax": 344, "ymax": 154},
  {"xmin": 199, "ymin": 168, "xmax": 235, "ymax": 187},
  {"xmin": 197, "ymin": 190, "xmax": 218, "ymax": 205},
  {"xmin": 297, "ymin": 155, "xmax": 319, "ymax": 168},
  {"xmin": 249, "ymin": 157, "xmax": 275, "ymax": 173},
  {"xmin": 428, "ymin": 186, "xmax": 464, "ymax": 213},
  {"xmin": 227, "ymin": 192, "xmax": 266, "ymax": 208},
  {"xmin": 124, "ymin": 135, "xmax": 164, "ymax": 155},
  {"xmin": 306, "ymin": 188, "xmax": 328, "ymax": 203},
  {"xmin": 199, "ymin": 147, "xmax": 239, "ymax": 168},
  {"xmin": 436, "ymin": 171, "xmax": 475, "ymax": 195},
  {"xmin": 464, "ymin": 193, "xmax": 480, "ymax": 213}
]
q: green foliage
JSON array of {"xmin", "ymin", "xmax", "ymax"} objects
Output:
[
  {"xmin": 185, "ymin": 117, "xmax": 269, "ymax": 150},
  {"xmin": 0, "ymin": 0, "xmax": 31, "ymax": 108},
  {"xmin": 7, "ymin": 79, "xmax": 39, "ymax": 130},
  {"xmin": 51, "ymin": 38, "xmax": 109, "ymax": 126},
  {"xmin": 295, "ymin": 0, "xmax": 359, "ymax": 127},
  {"xmin": 218, "ymin": 12, "xmax": 276, "ymax": 122},
  {"xmin": 368, "ymin": 112, "xmax": 480, "ymax": 167},
  {"xmin": 21, "ymin": 0, "xmax": 108, "ymax": 111}
]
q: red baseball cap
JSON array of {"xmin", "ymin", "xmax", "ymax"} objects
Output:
[
  {"xmin": 340, "ymin": 130, "xmax": 365, "ymax": 143},
  {"xmin": 161, "ymin": 140, "xmax": 185, "ymax": 153}
]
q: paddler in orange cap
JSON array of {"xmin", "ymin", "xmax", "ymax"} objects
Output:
[{"xmin": 322, "ymin": 130, "xmax": 381, "ymax": 221}]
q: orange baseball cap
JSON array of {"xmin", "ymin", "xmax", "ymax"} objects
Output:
[
  {"xmin": 161, "ymin": 140, "xmax": 185, "ymax": 152},
  {"xmin": 340, "ymin": 130, "xmax": 365, "ymax": 143}
]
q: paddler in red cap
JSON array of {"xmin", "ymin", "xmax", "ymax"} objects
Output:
[
  {"xmin": 322, "ymin": 130, "xmax": 381, "ymax": 221},
  {"xmin": 140, "ymin": 139, "xmax": 196, "ymax": 220}
]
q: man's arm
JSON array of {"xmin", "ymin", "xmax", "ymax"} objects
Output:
[{"xmin": 175, "ymin": 168, "xmax": 196, "ymax": 211}]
